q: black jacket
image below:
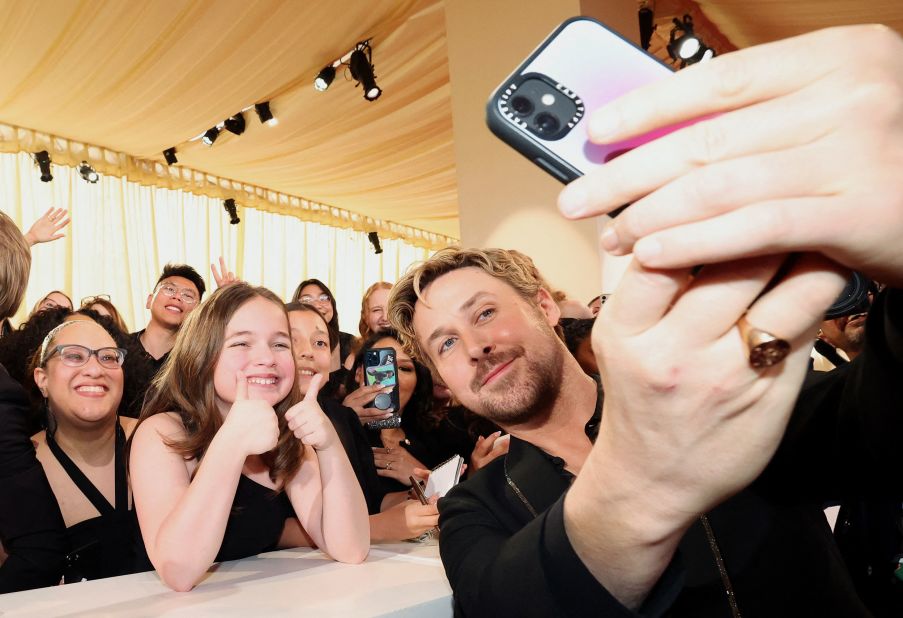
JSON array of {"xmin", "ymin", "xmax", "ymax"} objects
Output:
[
  {"xmin": 438, "ymin": 289, "xmax": 903, "ymax": 617},
  {"xmin": 0, "ymin": 364, "xmax": 66, "ymax": 592}
]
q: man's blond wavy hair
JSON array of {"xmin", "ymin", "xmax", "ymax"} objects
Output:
[{"xmin": 388, "ymin": 248, "xmax": 551, "ymax": 367}]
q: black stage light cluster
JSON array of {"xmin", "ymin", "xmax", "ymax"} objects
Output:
[
  {"xmin": 667, "ymin": 15, "xmax": 715, "ymax": 68},
  {"xmin": 31, "ymin": 152, "xmax": 101, "ymax": 184},
  {"xmin": 315, "ymin": 39, "xmax": 382, "ymax": 102},
  {"xmin": 223, "ymin": 198, "xmax": 240, "ymax": 225},
  {"xmin": 162, "ymin": 101, "xmax": 277, "ymax": 165},
  {"xmin": 77, "ymin": 161, "xmax": 99, "ymax": 183},
  {"xmin": 34, "ymin": 151, "xmax": 53, "ymax": 182},
  {"xmin": 368, "ymin": 231, "xmax": 383, "ymax": 254}
]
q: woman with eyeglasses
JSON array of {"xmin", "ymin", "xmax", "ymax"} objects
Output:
[
  {"xmin": 27, "ymin": 317, "xmax": 138, "ymax": 583},
  {"xmin": 291, "ymin": 279, "xmax": 355, "ymax": 372}
]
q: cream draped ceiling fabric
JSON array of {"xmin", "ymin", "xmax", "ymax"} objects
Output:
[
  {"xmin": 1, "ymin": 151, "xmax": 430, "ymax": 333},
  {"xmin": 0, "ymin": 0, "xmax": 459, "ymax": 244}
]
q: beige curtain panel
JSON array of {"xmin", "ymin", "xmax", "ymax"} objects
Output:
[{"xmin": 1, "ymin": 151, "xmax": 431, "ymax": 332}]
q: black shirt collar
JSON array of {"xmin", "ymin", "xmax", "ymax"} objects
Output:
[{"xmin": 503, "ymin": 380, "xmax": 603, "ymax": 519}]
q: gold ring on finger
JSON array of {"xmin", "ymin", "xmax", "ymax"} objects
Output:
[{"xmin": 737, "ymin": 315, "xmax": 790, "ymax": 369}]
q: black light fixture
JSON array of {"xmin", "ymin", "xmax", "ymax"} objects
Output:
[
  {"xmin": 202, "ymin": 127, "xmax": 220, "ymax": 146},
  {"xmin": 667, "ymin": 15, "xmax": 715, "ymax": 67},
  {"xmin": 223, "ymin": 198, "xmax": 240, "ymax": 225},
  {"xmin": 163, "ymin": 147, "xmax": 178, "ymax": 165},
  {"xmin": 638, "ymin": 5, "xmax": 655, "ymax": 51},
  {"xmin": 34, "ymin": 151, "xmax": 53, "ymax": 182},
  {"xmin": 314, "ymin": 65, "xmax": 336, "ymax": 91},
  {"xmin": 255, "ymin": 101, "xmax": 277, "ymax": 126},
  {"xmin": 349, "ymin": 41, "xmax": 381, "ymax": 101},
  {"xmin": 224, "ymin": 112, "xmax": 246, "ymax": 135},
  {"xmin": 367, "ymin": 231, "xmax": 383, "ymax": 254},
  {"xmin": 77, "ymin": 161, "xmax": 99, "ymax": 183}
]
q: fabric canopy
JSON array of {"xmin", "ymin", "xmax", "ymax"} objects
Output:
[
  {"xmin": 0, "ymin": 0, "xmax": 458, "ymax": 245},
  {"xmin": 1, "ymin": 0, "xmax": 901, "ymax": 247}
]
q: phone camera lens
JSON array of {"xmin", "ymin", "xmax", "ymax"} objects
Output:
[
  {"xmin": 510, "ymin": 96, "xmax": 534, "ymax": 117},
  {"xmin": 533, "ymin": 112, "xmax": 560, "ymax": 136}
]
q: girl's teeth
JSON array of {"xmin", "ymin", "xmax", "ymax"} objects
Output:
[{"xmin": 248, "ymin": 377, "xmax": 276, "ymax": 385}]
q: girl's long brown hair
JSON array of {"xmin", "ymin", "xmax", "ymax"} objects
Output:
[{"xmin": 134, "ymin": 283, "xmax": 302, "ymax": 484}]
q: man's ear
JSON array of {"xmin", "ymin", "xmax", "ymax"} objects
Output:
[
  {"xmin": 535, "ymin": 288, "xmax": 561, "ymax": 327},
  {"xmin": 146, "ymin": 294, "xmax": 153, "ymax": 311},
  {"xmin": 34, "ymin": 367, "xmax": 48, "ymax": 396}
]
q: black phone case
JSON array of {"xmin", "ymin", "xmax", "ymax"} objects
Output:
[
  {"xmin": 486, "ymin": 22, "xmax": 581, "ymax": 184},
  {"xmin": 363, "ymin": 346, "xmax": 401, "ymax": 429},
  {"xmin": 486, "ymin": 16, "xmax": 673, "ymax": 190}
]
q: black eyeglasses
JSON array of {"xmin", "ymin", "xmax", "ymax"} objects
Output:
[{"xmin": 43, "ymin": 344, "xmax": 127, "ymax": 369}]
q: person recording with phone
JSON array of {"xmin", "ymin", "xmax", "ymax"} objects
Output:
[
  {"xmin": 286, "ymin": 303, "xmax": 440, "ymax": 542},
  {"xmin": 345, "ymin": 330, "xmax": 435, "ymax": 492}
]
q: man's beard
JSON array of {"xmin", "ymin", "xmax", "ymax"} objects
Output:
[
  {"xmin": 470, "ymin": 339, "xmax": 565, "ymax": 426},
  {"xmin": 844, "ymin": 324, "xmax": 866, "ymax": 351}
]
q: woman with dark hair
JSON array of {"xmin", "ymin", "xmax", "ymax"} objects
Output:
[
  {"xmin": 345, "ymin": 329, "xmax": 453, "ymax": 493},
  {"xmin": 129, "ymin": 283, "xmax": 368, "ymax": 592},
  {"xmin": 291, "ymin": 278, "xmax": 355, "ymax": 371},
  {"xmin": 29, "ymin": 317, "xmax": 138, "ymax": 583},
  {"xmin": 285, "ymin": 304, "xmax": 438, "ymax": 541},
  {"xmin": 0, "ymin": 307, "xmax": 130, "ymax": 434}
]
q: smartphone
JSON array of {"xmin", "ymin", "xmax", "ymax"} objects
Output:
[
  {"xmin": 363, "ymin": 346, "xmax": 401, "ymax": 429},
  {"xmin": 487, "ymin": 17, "xmax": 693, "ymax": 186}
]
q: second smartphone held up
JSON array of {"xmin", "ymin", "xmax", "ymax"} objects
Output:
[{"xmin": 363, "ymin": 346, "xmax": 401, "ymax": 429}]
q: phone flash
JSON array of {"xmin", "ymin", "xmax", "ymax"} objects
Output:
[{"xmin": 541, "ymin": 93, "xmax": 556, "ymax": 106}]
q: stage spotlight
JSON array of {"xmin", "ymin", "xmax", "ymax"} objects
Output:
[
  {"xmin": 367, "ymin": 231, "xmax": 383, "ymax": 254},
  {"xmin": 667, "ymin": 15, "xmax": 715, "ymax": 67},
  {"xmin": 255, "ymin": 102, "xmax": 278, "ymax": 126},
  {"xmin": 638, "ymin": 6, "xmax": 655, "ymax": 51},
  {"xmin": 202, "ymin": 127, "xmax": 220, "ymax": 146},
  {"xmin": 163, "ymin": 147, "xmax": 178, "ymax": 165},
  {"xmin": 77, "ymin": 161, "xmax": 99, "ymax": 183},
  {"xmin": 223, "ymin": 198, "xmax": 240, "ymax": 225},
  {"xmin": 349, "ymin": 42, "xmax": 381, "ymax": 101},
  {"xmin": 224, "ymin": 112, "xmax": 246, "ymax": 135},
  {"xmin": 35, "ymin": 151, "xmax": 53, "ymax": 182},
  {"xmin": 315, "ymin": 65, "xmax": 336, "ymax": 91}
]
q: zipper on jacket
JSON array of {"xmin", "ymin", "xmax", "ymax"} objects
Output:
[{"xmin": 700, "ymin": 514, "xmax": 742, "ymax": 618}]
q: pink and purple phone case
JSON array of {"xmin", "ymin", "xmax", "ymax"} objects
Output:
[{"xmin": 487, "ymin": 17, "xmax": 683, "ymax": 183}]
